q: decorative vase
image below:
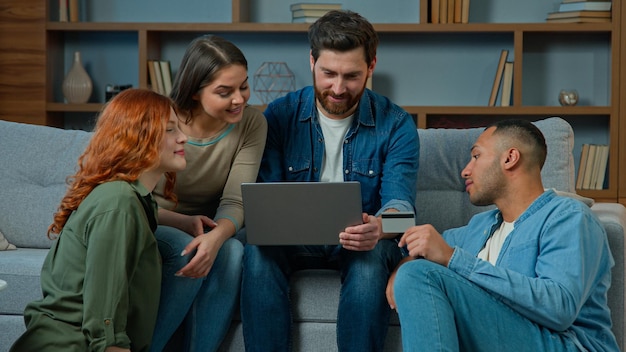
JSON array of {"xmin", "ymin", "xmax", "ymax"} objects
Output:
[{"xmin": 62, "ymin": 51, "xmax": 92, "ymax": 104}]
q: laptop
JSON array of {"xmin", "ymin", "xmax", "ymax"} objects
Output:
[{"xmin": 241, "ymin": 181, "xmax": 363, "ymax": 245}]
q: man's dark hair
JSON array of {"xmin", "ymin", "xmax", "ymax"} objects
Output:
[
  {"xmin": 308, "ymin": 10, "xmax": 378, "ymax": 66},
  {"xmin": 488, "ymin": 119, "xmax": 548, "ymax": 169}
]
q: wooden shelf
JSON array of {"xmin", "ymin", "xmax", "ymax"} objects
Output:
[
  {"xmin": 404, "ymin": 106, "xmax": 612, "ymax": 115},
  {"xmin": 46, "ymin": 21, "xmax": 615, "ymax": 33}
]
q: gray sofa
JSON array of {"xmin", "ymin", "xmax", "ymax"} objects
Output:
[{"xmin": 1, "ymin": 117, "xmax": 624, "ymax": 352}]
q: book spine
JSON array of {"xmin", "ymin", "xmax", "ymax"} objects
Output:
[
  {"xmin": 431, "ymin": 0, "xmax": 440, "ymax": 24},
  {"xmin": 454, "ymin": 0, "xmax": 462, "ymax": 23},
  {"xmin": 500, "ymin": 62, "xmax": 514, "ymax": 106},
  {"xmin": 594, "ymin": 145, "xmax": 609, "ymax": 190},
  {"xmin": 461, "ymin": 0, "xmax": 470, "ymax": 23},
  {"xmin": 59, "ymin": 0, "xmax": 68, "ymax": 22},
  {"xmin": 488, "ymin": 50, "xmax": 508, "ymax": 107},
  {"xmin": 160, "ymin": 61, "xmax": 173, "ymax": 96},
  {"xmin": 68, "ymin": 0, "xmax": 78, "ymax": 22},
  {"xmin": 576, "ymin": 144, "xmax": 589, "ymax": 190},
  {"xmin": 582, "ymin": 144, "xmax": 597, "ymax": 190},
  {"xmin": 152, "ymin": 60, "xmax": 165, "ymax": 95},
  {"xmin": 147, "ymin": 60, "xmax": 159, "ymax": 94},
  {"xmin": 439, "ymin": 0, "xmax": 447, "ymax": 24},
  {"xmin": 447, "ymin": 0, "xmax": 454, "ymax": 23}
]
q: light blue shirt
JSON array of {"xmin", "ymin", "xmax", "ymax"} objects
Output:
[
  {"xmin": 260, "ymin": 86, "xmax": 419, "ymax": 216},
  {"xmin": 444, "ymin": 190, "xmax": 619, "ymax": 351}
]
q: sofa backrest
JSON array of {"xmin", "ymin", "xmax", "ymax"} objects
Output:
[
  {"xmin": 0, "ymin": 117, "xmax": 576, "ymax": 248},
  {"xmin": 0, "ymin": 120, "xmax": 92, "ymax": 248},
  {"xmin": 415, "ymin": 117, "xmax": 575, "ymax": 232}
]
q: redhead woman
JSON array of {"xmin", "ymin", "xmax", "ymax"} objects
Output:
[{"xmin": 10, "ymin": 89, "xmax": 187, "ymax": 352}]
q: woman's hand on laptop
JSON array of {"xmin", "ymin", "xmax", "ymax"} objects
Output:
[{"xmin": 339, "ymin": 213, "xmax": 381, "ymax": 251}]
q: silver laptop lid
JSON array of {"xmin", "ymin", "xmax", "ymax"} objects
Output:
[{"xmin": 242, "ymin": 181, "xmax": 363, "ymax": 245}]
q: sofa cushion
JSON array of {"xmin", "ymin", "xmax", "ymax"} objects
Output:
[
  {"xmin": 0, "ymin": 248, "xmax": 49, "ymax": 315},
  {"xmin": 0, "ymin": 231, "xmax": 16, "ymax": 250},
  {"xmin": 0, "ymin": 120, "xmax": 92, "ymax": 249},
  {"xmin": 415, "ymin": 117, "xmax": 575, "ymax": 232}
]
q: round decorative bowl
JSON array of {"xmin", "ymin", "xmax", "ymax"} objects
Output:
[{"xmin": 559, "ymin": 90, "xmax": 579, "ymax": 106}]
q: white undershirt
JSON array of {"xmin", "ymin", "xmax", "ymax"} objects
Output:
[
  {"xmin": 318, "ymin": 108, "xmax": 353, "ymax": 182},
  {"xmin": 478, "ymin": 220, "xmax": 514, "ymax": 265}
]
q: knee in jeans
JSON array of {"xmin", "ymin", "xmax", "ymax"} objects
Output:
[
  {"xmin": 216, "ymin": 238, "xmax": 244, "ymax": 268},
  {"xmin": 395, "ymin": 259, "xmax": 440, "ymax": 293},
  {"xmin": 243, "ymin": 245, "xmax": 283, "ymax": 277},
  {"xmin": 156, "ymin": 226, "xmax": 194, "ymax": 262}
]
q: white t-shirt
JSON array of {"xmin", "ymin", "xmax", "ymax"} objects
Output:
[
  {"xmin": 318, "ymin": 108, "xmax": 354, "ymax": 182},
  {"xmin": 477, "ymin": 220, "xmax": 514, "ymax": 265}
]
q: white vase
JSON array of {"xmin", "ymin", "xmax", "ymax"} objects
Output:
[{"xmin": 62, "ymin": 51, "xmax": 92, "ymax": 104}]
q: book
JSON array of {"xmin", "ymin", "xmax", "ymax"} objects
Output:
[
  {"xmin": 292, "ymin": 9, "xmax": 335, "ymax": 17},
  {"xmin": 582, "ymin": 144, "xmax": 597, "ymax": 189},
  {"xmin": 148, "ymin": 60, "xmax": 165, "ymax": 95},
  {"xmin": 589, "ymin": 144, "xmax": 603, "ymax": 189},
  {"xmin": 59, "ymin": 0, "xmax": 68, "ymax": 22},
  {"xmin": 488, "ymin": 49, "xmax": 508, "ymax": 107},
  {"xmin": 290, "ymin": 3, "xmax": 341, "ymax": 11},
  {"xmin": 461, "ymin": 0, "xmax": 470, "ymax": 23},
  {"xmin": 559, "ymin": 1, "xmax": 611, "ymax": 12},
  {"xmin": 152, "ymin": 60, "xmax": 165, "ymax": 95},
  {"xmin": 68, "ymin": 0, "xmax": 78, "ymax": 22},
  {"xmin": 576, "ymin": 143, "xmax": 590, "ymax": 190},
  {"xmin": 439, "ymin": 0, "xmax": 447, "ymax": 24},
  {"xmin": 500, "ymin": 62, "xmax": 513, "ymax": 107},
  {"xmin": 547, "ymin": 10, "xmax": 611, "ymax": 19},
  {"xmin": 561, "ymin": 0, "xmax": 611, "ymax": 3},
  {"xmin": 292, "ymin": 16, "xmax": 323, "ymax": 23},
  {"xmin": 147, "ymin": 60, "xmax": 159, "ymax": 94},
  {"xmin": 431, "ymin": 0, "xmax": 440, "ymax": 24},
  {"xmin": 159, "ymin": 60, "xmax": 173, "ymax": 96},
  {"xmin": 546, "ymin": 16, "xmax": 610, "ymax": 23},
  {"xmin": 594, "ymin": 144, "xmax": 609, "ymax": 190},
  {"xmin": 454, "ymin": 0, "xmax": 462, "ymax": 23},
  {"xmin": 447, "ymin": 0, "xmax": 454, "ymax": 23}
]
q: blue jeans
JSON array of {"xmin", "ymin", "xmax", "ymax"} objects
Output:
[
  {"xmin": 393, "ymin": 260, "xmax": 581, "ymax": 352},
  {"xmin": 150, "ymin": 226, "xmax": 243, "ymax": 352},
  {"xmin": 240, "ymin": 240, "xmax": 403, "ymax": 352}
]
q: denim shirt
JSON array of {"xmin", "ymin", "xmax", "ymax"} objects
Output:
[
  {"xmin": 444, "ymin": 190, "xmax": 618, "ymax": 352},
  {"xmin": 260, "ymin": 86, "xmax": 419, "ymax": 216}
]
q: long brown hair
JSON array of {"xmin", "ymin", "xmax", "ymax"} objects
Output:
[
  {"xmin": 48, "ymin": 89, "xmax": 178, "ymax": 237},
  {"xmin": 170, "ymin": 35, "xmax": 248, "ymax": 123}
]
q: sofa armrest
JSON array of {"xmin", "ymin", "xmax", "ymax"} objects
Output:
[{"xmin": 591, "ymin": 202, "xmax": 626, "ymax": 350}]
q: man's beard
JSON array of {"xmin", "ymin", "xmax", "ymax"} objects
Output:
[
  {"xmin": 469, "ymin": 159, "xmax": 505, "ymax": 207},
  {"xmin": 313, "ymin": 75, "xmax": 367, "ymax": 116}
]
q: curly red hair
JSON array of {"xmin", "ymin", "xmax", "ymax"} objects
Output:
[{"xmin": 48, "ymin": 89, "xmax": 178, "ymax": 237}]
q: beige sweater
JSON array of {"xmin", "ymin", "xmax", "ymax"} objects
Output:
[{"xmin": 153, "ymin": 106, "xmax": 267, "ymax": 231}]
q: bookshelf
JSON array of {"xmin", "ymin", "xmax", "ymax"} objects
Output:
[{"xmin": 0, "ymin": 0, "xmax": 622, "ymax": 203}]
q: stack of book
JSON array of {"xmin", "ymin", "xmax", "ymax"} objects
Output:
[
  {"xmin": 147, "ymin": 60, "xmax": 173, "ymax": 96},
  {"xmin": 576, "ymin": 143, "xmax": 610, "ymax": 190},
  {"xmin": 430, "ymin": 0, "xmax": 470, "ymax": 24},
  {"xmin": 546, "ymin": 0, "xmax": 612, "ymax": 23},
  {"xmin": 291, "ymin": 3, "xmax": 341, "ymax": 23}
]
